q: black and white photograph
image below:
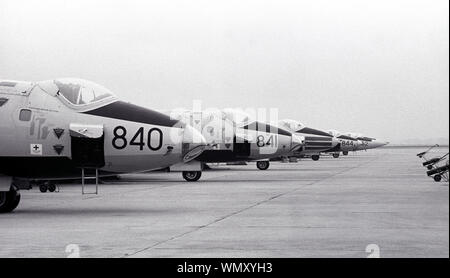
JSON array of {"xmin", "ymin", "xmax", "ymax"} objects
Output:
[{"xmin": 0, "ymin": 0, "xmax": 448, "ymax": 264}]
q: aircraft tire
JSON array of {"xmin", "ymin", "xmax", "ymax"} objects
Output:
[
  {"xmin": 311, "ymin": 155, "xmax": 320, "ymax": 161},
  {"xmin": 256, "ymin": 161, "xmax": 270, "ymax": 170},
  {"xmin": 0, "ymin": 188, "xmax": 21, "ymax": 213},
  {"xmin": 332, "ymin": 153, "xmax": 340, "ymax": 158},
  {"xmin": 434, "ymin": 175, "xmax": 442, "ymax": 182},
  {"xmin": 39, "ymin": 184, "xmax": 48, "ymax": 193},
  {"xmin": 48, "ymin": 183, "xmax": 56, "ymax": 193},
  {"xmin": 182, "ymin": 171, "xmax": 202, "ymax": 182},
  {"xmin": 342, "ymin": 151, "xmax": 349, "ymax": 156},
  {"xmin": 427, "ymin": 165, "xmax": 433, "ymax": 170}
]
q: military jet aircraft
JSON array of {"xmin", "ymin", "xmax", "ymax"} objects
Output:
[
  {"xmin": 0, "ymin": 78, "xmax": 206, "ymax": 213},
  {"xmin": 167, "ymin": 109, "xmax": 304, "ymax": 180},
  {"xmin": 341, "ymin": 132, "xmax": 389, "ymax": 152},
  {"xmin": 325, "ymin": 130, "xmax": 389, "ymax": 156},
  {"xmin": 327, "ymin": 130, "xmax": 362, "ymax": 157},
  {"xmin": 278, "ymin": 119, "xmax": 340, "ymax": 161}
]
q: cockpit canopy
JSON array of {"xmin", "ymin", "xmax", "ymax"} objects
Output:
[
  {"xmin": 279, "ymin": 119, "xmax": 305, "ymax": 132},
  {"xmin": 344, "ymin": 132, "xmax": 361, "ymax": 139},
  {"xmin": 54, "ymin": 78, "xmax": 116, "ymax": 106},
  {"xmin": 327, "ymin": 129, "xmax": 341, "ymax": 137},
  {"xmin": 343, "ymin": 132, "xmax": 376, "ymax": 141},
  {"xmin": 36, "ymin": 78, "xmax": 117, "ymax": 108},
  {"xmin": 222, "ymin": 108, "xmax": 251, "ymax": 124}
]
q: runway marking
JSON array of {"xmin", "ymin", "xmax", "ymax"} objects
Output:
[{"xmin": 122, "ymin": 156, "xmax": 380, "ymax": 257}]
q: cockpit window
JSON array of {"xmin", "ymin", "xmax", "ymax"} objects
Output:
[
  {"xmin": 54, "ymin": 79, "xmax": 115, "ymax": 106},
  {"xmin": 223, "ymin": 110, "xmax": 251, "ymax": 124},
  {"xmin": 281, "ymin": 119, "xmax": 304, "ymax": 132}
]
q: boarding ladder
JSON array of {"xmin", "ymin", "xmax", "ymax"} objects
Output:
[{"xmin": 81, "ymin": 168, "xmax": 99, "ymax": 195}]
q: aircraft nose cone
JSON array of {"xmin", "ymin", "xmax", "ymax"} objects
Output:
[
  {"xmin": 374, "ymin": 140, "xmax": 388, "ymax": 147},
  {"xmin": 182, "ymin": 125, "xmax": 207, "ymax": 162},
  {"xmin": 376, "ymin": 140, "xmax": 390, "ymax": 147},
  {"xmin": 367, "ymin": 140, "xmax": 389, "ymax": 149}
]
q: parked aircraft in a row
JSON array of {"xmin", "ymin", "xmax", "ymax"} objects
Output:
[{"xmin": 0, "ymin": 78, "xmax": 388, "ymax": 213}]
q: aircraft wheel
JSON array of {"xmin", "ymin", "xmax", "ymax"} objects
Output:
[
  {"xmin": 48, "ymin": 183, "xmax": 57, "ymax": 193},
  {"xmin": 332, "ymin": 153, "xmax": 340, "ymax": 158},
  {"xmin": 182, "ymin": 171, "xmax": 202, "ymax": 182},
  {"xmin": 311, "ymin": 155, "xmax": 320, "ymax": 161},
  {"xmin": 427, "ymin": 165, "xmax": 433, "ymax": 170},
  {"xmin": 39, "ymin": 184, "xmax": 48, "ymax": 193},
  {"xmin": 0, "ymin": 187, "xmax": 21, "ymax": 213},
  {"xmin": 256, "ymin": 161, "xmax": 270, "ymax": 170},
  {"xmin": 342, "ymin": 151, "xmax": 349, "ymax": 156},
  {"xmin": 434, "ymin": 175, "xmax": 442, "ymax": 182}
]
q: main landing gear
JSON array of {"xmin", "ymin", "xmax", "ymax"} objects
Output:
[
  {"xmin": 36, "ymin": 181, "xmax": 58, "ymax": 193},
  {"xmin": 332, "ymin": 153, "xmax": 340, "ymax": 158},
  {"xmin": 256, "ymin": 161, "xmax": 270, "ymax": 170},
  {"xmin": 182, "ymin": 171, "xmax": 202, "ymax": 182},
  {"xmin": 311, "ymin": 155, "xmax": 320, "ymax": 161},
  {"xmin": 0, "ymin": 186, "xmax": 21, "ymax": 213},
  {"xmin": 342, "ymin": 151, "xmax": 349, "ymax": 156}
]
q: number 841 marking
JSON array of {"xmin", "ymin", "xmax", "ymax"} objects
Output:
[{"xmin": 256, "ymin": 134, "xmax": 277, "ymax": 147}]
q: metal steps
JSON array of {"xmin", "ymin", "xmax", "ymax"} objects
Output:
[{"xmin": 81, "ymin": 168, "xmax": 99, "ymax": 195}]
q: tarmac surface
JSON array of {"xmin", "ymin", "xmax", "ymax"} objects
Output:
[{"xmin": 0, "ymin": 147, "xmax": 448, "ymax": 258}]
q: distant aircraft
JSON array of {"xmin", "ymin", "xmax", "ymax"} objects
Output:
[
  {"xmin": 0, "ymin": 78, "xmax": 206, "ymax": 213},
  {"xmin": 326, "ymin": 130, "xmax": 389, "ymax": 157},
  {"xmin": 167, "ymin": 109, "xmax": 304, "ymax": 180},
  {"xmin": 327, "ymin": 130, "xmax": 362, "ymax": 157},
  {"xmin": 278, "ymin": 119, "xmax": 340, "ymax": 161},
  {"xmin": 342, "ymin": 132, "xmax": 389, "ymax": 151}
]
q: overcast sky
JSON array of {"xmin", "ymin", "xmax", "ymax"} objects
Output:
[{"xmin": 1, "ymin": 0, "xmax": 448, "ymax": 143}]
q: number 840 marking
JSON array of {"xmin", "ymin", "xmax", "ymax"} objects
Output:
[{"xmin": 112, "ymin": 126, "xmax": 163, "ymax": 151}]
